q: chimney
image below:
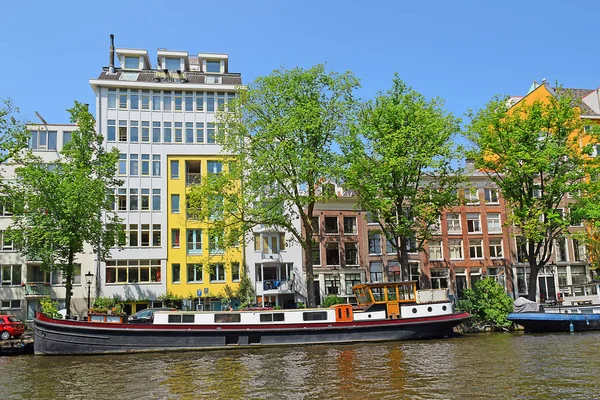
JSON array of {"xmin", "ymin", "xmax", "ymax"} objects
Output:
[{"xmin": 109, "ymin": 34, "xmax": 115, "ymax": 74}]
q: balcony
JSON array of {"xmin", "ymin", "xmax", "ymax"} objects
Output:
[
  {"xmin": 262, "ymin": 279, "xmax": 294, "ymax": 294},
  {"xmin": 261, "ymin": 252, "xmax": 281, "ymax": 262},
  {"xmin": 25, "ymin": 282, "xmax": 51, "ymax": 297},
  {"xmin": 186, "ymin": 173, "xmax": 202, "ymax": 186}
]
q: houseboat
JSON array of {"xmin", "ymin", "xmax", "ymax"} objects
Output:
[
  {"xmin": 34, "ymin": 281, "xmax": 470, "ymax": 355},
  {"xmin": 508, "ymin": 282, "xmax": 600, "ymax": 333}
]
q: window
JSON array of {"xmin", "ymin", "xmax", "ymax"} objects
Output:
[
  {"xmin": 129, "ymin": 189, "xmax": 138, "ymax": 211},
  {"xmin": 107, "ymin": 120, "xmax": 116, "ymax": 141},
  {"xmin": 325, "ymin": 217, "xmax": 338, "ymax": 234},
  {"xmin": 1, "ymin": 265, "xmax": 21, "ymax": 286},
  {"xmin": 29, "ymin": 130, "xmax": 57, "ymax": 150},
  {"xmin": 118, "ymin": 120, "xmax": 127, "ymax": 142},
  {"xmin": 141, "ymin": 189, "xmax": 150, "ymax": 211},
  {"xmin": 118, "ymin": 154, "xmax": 127, "ymax": 175},
  {"xmin": 487, "ymin": 267, "xmax": 505, "ymax": 287},
  {"xmin": 446, "ymin": 213, "xmax": 461, "ymax": 234},
  {"xmin": 573, "ymin": 239, "xmax": 586, "ymax": 261},
  {"xmin": 210, "ymin": 263, "xmax": 225, "ymax": 282},
  {"xmin": 311, "ymin": 216, "xmax": 320, "ymax": 234},
  {"xmin": 63, "ymin": 131, "xmax": 72, "ymax": 146},
  {"xmin": 209, "ymin": 231, "xmax": 224, "ymax": 254},
  {"xmin": 312, "ymin": 242, "xmax": 320, "ymax": 266},
  {"xmin": 517, "ymin": 236, "xmax": 528, "ymax": 263},
  {"xmin": 108, "ymin": 89, "xmax": 116, "ymax": 109},
  {"xmin": 129, "ymin": 154, "xmax": 138, "ymax": 176},
  {"xmin": 172, "ymin": 263, "xmax": 180, "ymax": 283},
  {"xmin": 484, "ymin": 188, "xmax": 499, "ymax": 204},
  {"xmin": 185, "ymin": 122, "xmax": 194, "ymax": 143},
  {"xmin": 171, "ymin": 194, "xmax": 180, "ymax": 213},
  {"xmin": 140, "ymin": 154, "xmax": 150, "ymax": 176},
  {"xmin": 469, "ymin": 239, "xmax": 483, "ymax": 259},
  {"xmin": 326, "ymin": 243, "xmax": 340, "ymax": 266},
  {"xmin": 196, "ymin": 122, "xmax": 204, "ymax": 143},
  {"xmin": 231, "ymin": 263, "xmax": 241, "ymax": 281},
  {"xmin": 184, "ymin": 92, "xmax": 194, "ymax": 112},
  {"xmin": 187, "ymin": 263, "xmax": 203, "ymax": 283},
  {"xmin": 430, "ymin": 268, "xmax": 449, "ymax": 289},
  {"xmin": 206, "ymin": 60, "xmax": 221, "ymax": 73},
  {"xmin": 370, "ymin": 262, "xmax": 383, "ymax": 282},
  {"xmin": 556, "ymin": 237, "xmax": 568, "ymax": 262},
  {"xmin": 163, "ymin": 122, "xmax": 172, "ymax": 143},
  {"xmin": 152, "ymin": 188, "xmax": 161, "ymax": 211},
  {"xmin": 207, "ymin": 161, "xmax": 222, "ymax": 174},
  {"xmin": 345, "ymin": 273, "xmax": 362, "ymax": 295},
  {"xmin": 343, "ymin": 216, "xmax": 357, "ymax": 234},
  {"xmin": 105, "ymin": 260, "xmax": 161, "ymax": 284},
  {"xmin": 207, "ymin": 123, "xmax": 215, "ymax": 143},
  {"xmin": 174, "ymin": 91, "xmax": 183, "ymax": 112},
  {"xmin": 165, "ymin": 58, "xmax": 180, "ymax": 71},
  {"xmin": 345, "ymin": 242, "xmax": 358, "ymax": 266},
  {"xmin": 325, "ymin": 274, "xmax": 340, "ymax": 295},
  {"xmin": 0, "ymin": 232, "xmax": 14, "ymax": 251},
  {"xmin": 152, "ymin": 155, "xmax": 161, "ymax": 176},
  {"xmin": 171, "ymin": 160, "xmax": 179, "ymax": 179},
  {"xmin": 386, "ymin": 235, "xmax": 395, "ymax": 254},
  {"xmin": 489, "ymin": 238, "xmax": 503, "ymax": 258},
  {"xmin": 487, "ymin": 213, "xmax": 501, "ymax": 233},
  {"xmin": 119, "ymin": 91, "xmax": 127, "ymax": 109},
  {"xmin": 207, "ymin": 94, "xmax": 215, "ymax": 112},
  {"xmin": 130, "ymin": 91, "xmax": 139, "ymax": 110},
  {"xmin": 141, "ymin": 224, "xmax": 150, "ymax": 246},
  {"xmin": 368, "ymin": 231, "xmax": 381, "ymax": 254},
  {"xmin": 124, "ymin": 56, "xmax": 139, "ymax": 69},
  {"xmin": 571, "ymin": 265, "xmax": 588, "ymax": 285},
  {"xmin": 187, "ymin": 229, "xmax": 202, "ymax": 254},
  {"xmin": 128, "ymin": 224, "xmax": 138, "ymax": 246},
  {"xmin": 130, "ymin": 121, "xmax": 139, "ymax": 142},
  {"xmin": 174, "ymin": 122, "xmax": 183, "ymax": 142},
  {"xmin": 117, "ymin": 188, "xmax": 127, "ymax": 211},
  {"xmin": 152, "ymin": 92, "xmax": 161, "ymax": 111},
  {"xmin": 428, "ymin": 240, "xmax": 443, "ymax": 260},
  {"xmin": 152, "ymin": 122, "xmax": 161, "ymax": 142},
  {"xmin": 466, "ymin": 213, "xmax": 481, "ymax": 233},
  {"xmin": 196, "ymin": 92, "xmax": 204, "ymax": 111},
  {"xmin": 465, "ymin": 188, "xmax": 479, "ymax": 204},
  {"xmin": 0, "ymin": 300, "xmax": 20, "ymax": 310},
  {"xmin": 164, "ymin": 92, "xmax": 172, "ymax": 111},
  {"xmin": 449, "ymin": 239, "xmax": 463, "ymax": 260},
  {"xmin": 303, "ymin": 311, "xmax": 328, "ymax": 321},
  {"xmin": 141, "ymin": 91, "xmax": 150, "ymax": 110},
  {"xmin": 172, "ymin": 229, "xmax": 180, "ymax": 248}
]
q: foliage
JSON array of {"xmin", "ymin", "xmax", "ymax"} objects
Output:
[
  {"xmin": 188, "ymin": 64, "xmax": 359, "ymax": 307},
  {"xmin": 40, "ymin": 297, "xmax": 61, "ymax": 319},
  {"xmin": 296, "ymin": 302, "xmax": 306, "ymax": 309},
  {"xmin": 90, "ymin": 296, "xmax": 124, "ymax": 314},
  {"xmin": 467, "ymin": 87, "xmax": 600, "ymax": 300},
  {"xmin": 159, "ymin": 291, "xmax": 184, "ymax": 309},
  {"xmin": 237, "ymin": 268, "xmax": 256, "ymax": 309},
  {"xmin": 4, "ymin": 102, "xmax": 125, "ymax": 316},
  {"xmin": 322, "ymin": 294, "xmax": 345, "ymax": 308},
  {"xmin": 0, "ymin": 98, "xmax": 29, "ymax": 165},
  {"xmin": 455, "ymin": 278, "xmax": 514, "ymax": 328},
  {"xmin": 342, "ymin": 75, "xmax": 463, "ymax": 279}
]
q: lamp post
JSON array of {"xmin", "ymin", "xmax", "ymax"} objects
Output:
[{"xmin": 85, "ymin": 271, "xmax": 94, "ymax": 311}]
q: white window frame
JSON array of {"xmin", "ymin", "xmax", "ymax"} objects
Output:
[
  {"xmin": 446, "ymin": 213, "xmax": 462, "ymax": 234},
  {"xmin": 448, "ymin": 239, "xmax": 464, "ymax": 260}
]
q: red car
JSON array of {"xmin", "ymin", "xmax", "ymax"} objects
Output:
[{"xmin": 0, "ymin": 315, "xmax": 25, "ymax": 340}]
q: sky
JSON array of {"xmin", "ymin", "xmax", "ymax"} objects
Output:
[{"xmin": 2, "ymin": 0, "xmax": 600, "ymax": 126}]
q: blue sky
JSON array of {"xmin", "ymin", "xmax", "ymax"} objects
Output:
[{"xmin": 2, "ymin": 0, "xmax": 599, "ymax": 126}]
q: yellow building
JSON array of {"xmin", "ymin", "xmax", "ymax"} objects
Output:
[{"xmin": 166, "ymin": 155, "xmax": 243, "ymax": 311}]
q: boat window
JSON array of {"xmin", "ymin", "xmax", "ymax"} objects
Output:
[
  {"xmin": 168, "ymin": 314, "xmax": 182, "ymax": 323},
  {"xmin": 273, "ymin": 313, "xmax": 284, "ymax": 322},
  {"xmin": 260, "ymin": 314, "xmax": 273, "ymax": 322},
  {"xmin": 371, "ymin": 287, "xmax": 384, "ymax": 301},
  {"xmin": 214, "ymin": 313, "xmax": 241, "ymax": 323},
  {"xmin": 387, "ymin": 286, "xmax": 397, "ymax": 301},
  {"xmin": 182, "ymin": 314, "xmax": 194, "ymax": 323},
  {"xmin": 303, "ymin": 311, "xmax": 328, "ymax": 321}
]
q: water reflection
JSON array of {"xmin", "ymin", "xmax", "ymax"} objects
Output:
[{"xmin": 2, "ymin": 333, "xmax": 600, "ymax": 399}]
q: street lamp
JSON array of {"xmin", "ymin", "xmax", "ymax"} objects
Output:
[{"xmin": 85, "ymin": 271, "xmax": 94, "ymax": 311}]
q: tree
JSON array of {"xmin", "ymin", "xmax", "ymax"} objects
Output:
[
  {"xmin": 467, "ymin": 89, "xmax": 600, "ymax": 301},
  {"xmin": 342, "ymin": 76, "xmax": 463, "ymax": 281},
  {"xmin": 5, "ymin": 102, "xmax": 124, "ymax": 317},
  {"xmin": 0, "ymin": 99, "xmax": 30, "ymax": 165},
  {"xmin": 188, "ymin": 65, "xmax": 359, "ymax": 307}
]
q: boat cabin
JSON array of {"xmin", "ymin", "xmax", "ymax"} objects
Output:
[{"xmin": 353, "ymin": 281, "xmax": 418, "ymax": 319}]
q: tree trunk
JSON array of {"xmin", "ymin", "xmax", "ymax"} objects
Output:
[
  {"xmin": 399, "ymin": 235, "xmax": 409, "ymax": 281},
  {"xmin": 527, "ymin": 259, "xmax": 540, "ymax": 302},
  {"xmin": 304, "ymin": 242, "xmax": 316, "ymax": 308},
  {"xmin": 64, "ymin": 251, "xmax": 75, "ymax": 318}
]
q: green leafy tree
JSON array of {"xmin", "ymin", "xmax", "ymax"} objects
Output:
[
  {"xmin": 0, "ymin": 99, "xmax": 30, "ymax": 165},
  {"xmin": 467, "ymin": 89, "xmax": 600, "ymax": 301},
  {"xmin": 322, "ymin": 294, "xmax": 345, "ymax": 308},
  {"xmin": 5, "ymin": 102, "xmax": 124, "ymax": 317},
  {"xmin": 188, "ymin": 64, "xmax": 359, "ymax": 307},
  {"xmin": 342, "ymin": 76, "xmax": 463, "ymax": 281},
  {"xmin": 456, "ymin": 278, "xmax": 514, "ymax": 328}
]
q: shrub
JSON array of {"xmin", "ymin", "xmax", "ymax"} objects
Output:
[
  {"xmin": 40, "ymin": 296, "xmax": 61, "ymax": 319},
  {"xmin": 322, "ymin": 294, "xmax": 345, "ymax": 308},
  {"xmin": 456, "ymin": 277, "xmax": 514, "ymax": 328}
]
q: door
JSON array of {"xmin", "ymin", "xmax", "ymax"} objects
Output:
[
  {"xmin": 538, "ymin": 276, "xmax": 557, "ymax": 301},
  {"xmin": 27, "ymin": 300, "xmax": 39, "ymax": 321},
  {"xmin": 456, "ymin": 276, "xmax": 467, "ymax": 299}
]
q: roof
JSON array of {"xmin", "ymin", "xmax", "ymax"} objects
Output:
[
  {"xmin": 96, "ymin": 69, "xmax": 242, "ymax": 86},
  {"xmin": 555, "ymin": 87, "xmax": 599, "ymax": 117}
]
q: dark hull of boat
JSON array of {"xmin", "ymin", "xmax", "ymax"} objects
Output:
[
  {"xmin": 507, "ymin": 312, "xmax": 600, "ymax": 333},
  {"xmin": 34, "ymin": 312, "xmax": 471, "ymax": 355}
]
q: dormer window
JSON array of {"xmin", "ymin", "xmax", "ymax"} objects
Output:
[
  {"xmin": 124, "ymin": 56, "xmax": 140, "ymax": 69},
  {"xmin": 206, "ymin": 60, "xmax": 221, "ymax": 73},
  {"xmin": 165, "ymin": 58, "xmax": 181, "ymax": 71}
]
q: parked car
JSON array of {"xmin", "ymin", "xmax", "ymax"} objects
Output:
[
  {"xmin": 0, "ymin": 315, "xmax": 25, "ymax": 340},
  {"xmin": 127, "ymin": 308, "xmax": 176, "ymax": 324}
]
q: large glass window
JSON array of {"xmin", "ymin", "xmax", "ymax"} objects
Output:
[
  {"xmin": 370, "ymin": 262, "xmax": 383, "ymax": 282},
  {"xmin": 368, "ymin": 231, "xmax": 381, "ymax": 254},
  {"xmin": 428, "ymin": 240, "xmax": 443, "ymax": 260},
  {"xmin": 449, "ymin": 239, "xmax": 463, "ymax": 260},
  {"xmin": 209, "ymin": 231, "xmax": 224, "ymax": 254},
  {"xmin": 468, "ymin": 239, "xmax": 483, "ymax": 259},
  {"xmin": 171, "ymin": 160, "xmax": 179, "ymax": 179},
  {"xmin": 165, "ymin": 58, "xmax": 180, "ymax": 71},
  {"xmin": 187, "ymin": 263, "xmax": 203, "ymax": 283},
  {"xmin": 1, "ymin": 265, "xmax": 21, "ymax": 286},
  {"xmin": 107, "ymin": 120, "xmax": 116, "ymax": 141},
  {"xmin": 487, "ymin": 213, "xmax": 501, "ymax": 233},
  {"xmin": 152, "ymin": 189, "xmax": 161, "ymax": 211},
  {"xmin": 343, "ymin": 216, "xmax": 357, "ymax": 234},
  {"xmin": 430, "ymin": 268, "xmax": 449, "ymax": 289},
  {"xmin": 210, "ymin": 263, "xmax": 225, "ymax": 282},
  {"xmin": 466, "ymin": 213, "xmax": 481, "ymax": 233},
  {"xmin": 172, "ymin": 263, "xmax": 180, "ymax": 283},
  {"xmin": 489, "ymin": 238, "xmax": 503, "ymax": 258},
  {"xmin": 326, "ymin": 243, "xmax": 340, "ymax": 266},
  {"xmin": 345, "ymin": 273, "xmax": 362, "ymax": 295},
  {"xmin": 124, "ymin": 56, "xmax": 139, "ymax": 69},
  {"xmin": 187, "ymin": 229, "xmax": 202, "ymax": 254},
  {"xmin": 171, "ymin": 194, "xmax": 180, "ymax": 213},
  {"xmin": 345, "ymin": 242, "xmax": 358, "ymax": 266},
  {"xmin": 152, "ymin": 155, "xmax": 161, "ymax": 176},
  {"xmin": 484, "ymin": 188, "xmax": 499, "ymax": 204},
  {"xmin": 105, "ymin": 260, "xmax": 161, "ymax": 284},
  {"xmin": 446, "ymin": 213, "xmax": 461, "ymax": 234},
  {"xmin": 325, "ymin": 217, "xmax": 338, "ymax": 234},
  {"xmin": 206, "ymin": 60, "xmax": 221, "ymax": 73}
]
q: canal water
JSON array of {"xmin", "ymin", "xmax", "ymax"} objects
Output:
[{"xmin": 1, "ymin": 332, "xmax": 599, "ymax": 399}]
